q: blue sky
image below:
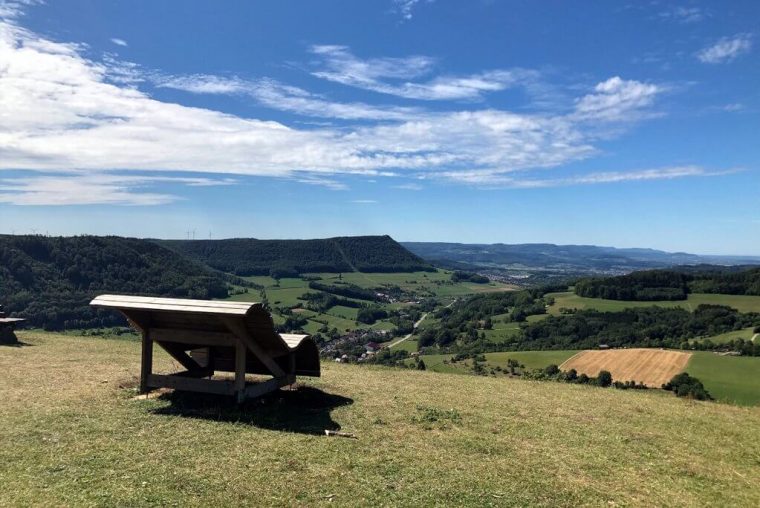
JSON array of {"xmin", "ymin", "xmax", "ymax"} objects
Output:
[{"xmin": 0, "ymin": 0, "xmax": 758, "ymax": 254}]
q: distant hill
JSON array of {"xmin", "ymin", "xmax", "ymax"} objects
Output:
[
  {"xmin": 158, "ymin": 235, "xmax": 433, "ymax": 276},
  {"xmin": 402, "ymin": 242, "xmax": 760, "ymax": 273},
  {"xmin": 0, "ymin": 235, "xmax": 231, "ymax": 330}
]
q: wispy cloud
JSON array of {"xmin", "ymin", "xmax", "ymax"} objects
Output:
[
  {"xmin": 294, "ymin": 175, "xmax": 349, "ymax": 191},
  {"xmin": 351, "ymin": 199, "xmax": 378, "ymax": 204},
  {"xmin": 659, "ymin": 6, "xmax": 706, "ymax": 24},
  {"xmin": 393, "ymin": 0, "xmax": 433, "ymax": 21},
  {"xmin": 156, "ymin": 74, "xmax": 422, "ymax": 120},
  {"xmin": 310, "ymin": 45, "xmax": 537, "ymax": 101},
  {"xmin": 0, "ymin": 10, "xmax": 701, "ymax": 205},
  {"xmin": 393, "ymin": 182, "xmax": 423, "ymax": 190},
  {"xmin": 697, "ymin": 34, "xmax": 752, "ymax": 64},
  {"xmin": 110, "ymin": 37, "xmax": 127, "ymax": 47},
  {"xmin": 441, "ymin": 166, "xmax": 736, "ymax": 188},
  {"xmin": 572, "ymin": 76, "xmax": 661, "ymax": 122},
  {"xmin": 0, "ymin": 173, "xmax": 234, "ymax": 206}
]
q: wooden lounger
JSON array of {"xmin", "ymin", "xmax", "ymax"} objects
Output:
[{"xmin": 90, "ymin": 295, "xmax": 320, "ymax": 402}]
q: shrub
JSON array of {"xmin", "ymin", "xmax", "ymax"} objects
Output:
[
  {"xmin": 597, "ymin": 370, "xmax": 613, "ymax": 387},
  {"xmin": 662, "ymin": 372, "xmax": 712, "ymax": 401}
]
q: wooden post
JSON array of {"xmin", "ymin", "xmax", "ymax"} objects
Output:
[
  {"xmin": 140, "ymin": 328, "xmax": 153, "ymax": 393},
  {"xmin": 235, "ymin": 338, "xmax": 247, "ymax": 403}
]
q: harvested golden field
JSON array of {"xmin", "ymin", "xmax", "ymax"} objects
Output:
[
  {"xmin": 560, "ymin": 348, "xmax": 692, "ymax": 387},
  {"xmin": 2, "ymin": 332, "xmax": 760, "ymax": 506}
]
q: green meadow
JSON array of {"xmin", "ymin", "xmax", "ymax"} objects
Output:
[
  {"xmin": 547, "ymin": 291, "xmax": 760, "ymax": 315},
  {"xmin": 686, "ymin": 352, "xmax": 760, "ymax": 406}
]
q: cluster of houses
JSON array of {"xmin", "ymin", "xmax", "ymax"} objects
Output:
[{"xmin": 323, "ymin": 329, "xmax": 394, "ymax": 363}]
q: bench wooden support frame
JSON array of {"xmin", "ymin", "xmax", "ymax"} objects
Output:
[{"xmin": 90, "ymin": 295, "xmax": 319, "ymax": 403}]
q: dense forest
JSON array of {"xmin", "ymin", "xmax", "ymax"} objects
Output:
[
  {"xmin": 575, "ymin": 266, "xmax": 760, "ymax": 300},
  {"xmin": 0, "ymin": 235, "xmax": 232, "ymax": 330},
  {"xmin": 159, "ymin": 235, "xmax": 433, "ymax": 276}
]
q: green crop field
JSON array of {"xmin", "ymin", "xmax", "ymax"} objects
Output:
[
  {"xmin": 3, "ymin": 332, "xmax": 759, "ymax": 506},
  {"xmin": 413, "ymin": 350, "xmax": 577, "ymax": 375},
  {"xmin": 690, "ymin": 327, "xmax": 757, "ymax": 345},
  {"xmin": 685, "ymin": 352, "xmax": 760, "ymax": 406},
  {"xmin": 547, "ymin": 291, "xmax": 760, "ymax": 315},
  {"xmin": 483, "ymin": 350, "xmax": 578, "ymax": 370}
]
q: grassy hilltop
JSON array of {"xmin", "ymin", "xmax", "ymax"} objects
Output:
[{"xmin": 2, "ymin": 331, "xmax": 759, "ymax": 507}]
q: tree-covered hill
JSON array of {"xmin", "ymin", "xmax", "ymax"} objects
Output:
[
  {"xmin": 575, "ymin": 266, "xmax": 760, "ymax": 301},
  {"xmin": 158, "ymin": 235, "xmax": 433, "ymax": 276},
  {"xmin": 0, "ymin": 235, "xmax": 231, "ymax": 330}
]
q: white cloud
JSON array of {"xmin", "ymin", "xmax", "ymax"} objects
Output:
[
  {"xmin": 393, "ymin": 182, "xmax": 423, "ymax": 190},
  {"xmin": 697, "ymin": 34, "xmax": 752, "ymax": 64},
  {"xmin": 110, "ymin": 37, "xmax": 127, "ymax": 47},
  {"xmin": 393, "ymin": 0, "xmax": 433, "ymax": 21},
  {"xmin": 572, "ymin": 77, "xmax": 661, "ymax": 122},
  {"xmin": 441, "ymin": 166, "xmax": 733, "ymax": 188},
  {"xmin": 310, "ymin": 45, "xmax": 537, "ymax": 101},
  {"xmin": 659, "ymin": 6, "xmax": 705, "ymax": 23},
  {"xmin": 156, "ymin": 74, "xmax": 422, "ymax": 120},
  {"xmin": 351, "ymin": 199, "xmax": 377, "ymax": 204},
  {"xmin": 0, "ymin": 173, "xmax": 234, "ymax": 205},
  {"xmin": 0, "ymin": 12, "xmax": 703, "ymax": 205}
]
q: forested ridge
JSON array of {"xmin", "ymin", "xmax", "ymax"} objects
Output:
[
  {"xmin": 574, "ymin": 266, "xmax": 760, "ymax": 300},
  {"xmin": 0, "ymin": 235, "xmax": 232, "ymax": 330},
  {"xmin": 159, "ymin": 235, "xmax": 433, "ymax": 276},
  {"xmin": 418, "ymin": 285, "xmax": 760, "ymax": 356}
]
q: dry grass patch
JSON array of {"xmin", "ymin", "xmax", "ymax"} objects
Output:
[
  {"xmin": 1, "ymin": 332, "xmax": 759, "ymax": 507},
  {"xmin": 560, "ymin": 348, "xmax": 692, "ymax": 387}
]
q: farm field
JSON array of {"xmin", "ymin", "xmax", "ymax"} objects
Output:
[
  {"xmin": 686, "ymin": 352, "xmax": 760, "ymax": 406},
  {"xmin": 227, "ymin": 270, "xmax": 514, "ymax": 336},
  {"xmin": 2, "ymin": 331, "xmax": 759, "ymax": 506},
  {"xmin": 412, "ymin": 350, "xmax": 577, "ymax": 375},
  {"xmin": 560, "ymin": 349, "xmax": 692, "ymax": 387},
  {"xmin": 690, "ymin": 326, "xmax": 757, "ymax": 345},
  {"xmin": 547, "ymin": 291, "xmax": 760, "ymax": 315}
]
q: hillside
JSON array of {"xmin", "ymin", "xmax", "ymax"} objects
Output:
[
  {"xmin": 1, "ymin": 331, "xmax": 759, "ymax": 506},
  {"xmin": 0, "ymin": 235, "xmax": 230, "ymax": 329},
  {"xmin": 160, "ymin": 235, "xmax": 433, "ymax": 276}
]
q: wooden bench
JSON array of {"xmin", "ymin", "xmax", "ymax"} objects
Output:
[
  {"xmin": 90, "ymin": 295, "xmax": 320, "ymax": 402},
  {"xmin": 0, "ymin": 305, "xmax": 25, "ymax": 344}
]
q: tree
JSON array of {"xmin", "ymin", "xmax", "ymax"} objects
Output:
[
  {"xmin": 416, "ymin": 358, "xmax": 426, "ymax": 370},
  {"xmin": 597, "ymin": 370, "xmax": 612, "ymax": 387}
]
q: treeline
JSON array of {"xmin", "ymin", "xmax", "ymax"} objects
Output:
[
  {"xmin": 159, "ymin": 235, "xmax": 433, "ymax": 276},
  {"xmin": 519, "ymin": 305, "xmax": 758, "ymax": 351},
  {"xmin": 308, "ymin": 281, "xmax": 379, "ymax": 301},
  {"xmin": 574, "ymin": 266, "xmax": 760, "ymax": 301},
  {"xmin": 450, "ymin": 271, "xmax": 489, "ymax": 283},
  {"xmin": 0, "ymin": 235, "xmax": 232, "ymax": 330}
]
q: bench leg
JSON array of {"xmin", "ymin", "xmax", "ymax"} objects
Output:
[
  {"xmin": 235, "ymin": 338, "xmax": 247, "ymax": 403},
  {"xmin": 140, "ymin": 329, "xmax": 153, "ymax": 394}
]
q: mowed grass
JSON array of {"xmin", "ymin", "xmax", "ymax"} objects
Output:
[
  {"xmin": 691, "ymin": 327, "xmax": 757, "ymax": 345},
  {"xmin": 547, "ymin": 291, "xmax": 760, "ymax": 315},
  {"xmin": 686, "ymin": 352, "xmax": 760, "ymax": 406},
  {"xmin": 484, "ymin": 350, "xmax": 578, "ymax": 370},
  {"xmin": 416, "ymin": 350, "xmax": 577, "ymax": 375},
  {"xmin": 2, "ymin": 332, "xmax": 760, "ymax": 506}
]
